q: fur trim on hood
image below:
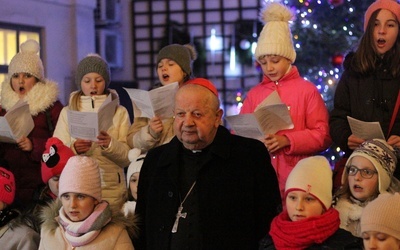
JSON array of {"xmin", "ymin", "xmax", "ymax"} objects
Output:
[
  {"xmin": 40, "ymin": 199, "xmax": 138, "ymax": 240},
  {"xmin": 1, "ymin": 77, "xmax": 60, "ymax": 116}
]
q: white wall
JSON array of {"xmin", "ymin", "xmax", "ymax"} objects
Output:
[{"xmin": 0, "ymin": 0, "xmax": 97, "ymax": 104}]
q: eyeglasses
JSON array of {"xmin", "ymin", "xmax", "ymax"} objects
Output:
[{"xmin": 347, "ymin": 165, "xmax": 377, "ymax": 179}]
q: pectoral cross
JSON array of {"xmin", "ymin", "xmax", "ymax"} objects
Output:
[{"xmin": 171, "ymin": 205, "xmax": 187, "ymax": 233}]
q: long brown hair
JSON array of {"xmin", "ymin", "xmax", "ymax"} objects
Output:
[{"xmin": 351, "ymin": 9, "xmax": 400, "ymax": 77}]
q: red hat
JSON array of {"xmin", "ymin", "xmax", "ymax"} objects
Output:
[
  {"xmin": 0, "ymin": 167, "xmax": 15, "ymax": 205},
  {"xmin": 184, "ymin": 78, "xmax": 219, "ymax": 97},
  {"xmin": 41, "ymin": 137, "xmax": 75, "ymax": 183},
  {"xmin": 364, "ymin": 0, "xmax": 400, "ymax": 31}
]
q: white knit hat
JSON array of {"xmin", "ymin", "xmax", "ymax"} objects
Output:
[
  {"xmin": 8, "ymin": 39, "xmax": 44, "ymax": 81},
  {"xmin": 285, "ymin": 156, "xmax": 333, "ymax": 210},
  {"xmin": 255, "ymin": 2, "xmax": 296, "ymax": 63},
  {"xmin": 59, "ymin": 156, "xmax": 102, "ymax": 202},
  {"xmin": 361, "ymin": 192, "xmax": 400, "ymax": 240},
  {"xmin": 342, "ymin": 139, "xmax": 397, "ymax": 194},
  {"xmin": 126, "ymin": 148, "xmax": 145, "ymax": 187}
]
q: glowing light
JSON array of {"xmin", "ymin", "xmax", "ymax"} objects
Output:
[
  {"xmin": 336, "ymin": 147, "xmax": 341, "ymax": 152},
  {"xmin": 230, "ymin": 46, "xmax": 236, "ymax": 71}
]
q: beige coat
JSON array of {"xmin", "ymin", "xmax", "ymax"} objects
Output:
[
  {"xmin": 53, "ymin": 90, "xmax": 131, "ymax": 207},
  {"xmin": 39, "ymin": 200, "xmax": 137, "ymax": 250},
  {"xmin": 127, "ymin": 116, "xmax": 174, "ymax": 153}
]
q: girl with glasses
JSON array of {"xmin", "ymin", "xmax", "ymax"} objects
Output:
[{"xmin": 333, "ymin": 139, "xmax": 400, "ymax": 237}]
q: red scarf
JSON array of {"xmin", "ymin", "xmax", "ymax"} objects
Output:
[{"xmin": 269, "ymin": 208, "xmax": 340, "ymax": 250}]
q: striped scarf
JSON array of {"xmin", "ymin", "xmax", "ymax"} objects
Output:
[{"xmin": 58, "ymin": 201, "xmax": 111, "ymax": 247}]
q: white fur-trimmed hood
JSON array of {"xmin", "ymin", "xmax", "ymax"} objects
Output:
[{"xmin": 1, "ymin": 76, "xmax": 60, "ymax": 116}]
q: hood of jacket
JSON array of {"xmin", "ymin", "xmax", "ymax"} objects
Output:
[{"xmin": 1, "ymin": 76, "xmax": 59, "ymax": 116}]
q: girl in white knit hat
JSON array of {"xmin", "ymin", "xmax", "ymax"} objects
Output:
[
  {"xmin": 360, "ymin": 192, "xmax": 400, "ymax": 249},
  {"xmin": 0, "ymin": 39, "xmax": 63, "ymax": 207},
  {"xmin": 333, "ymin": 139, "xmax": 400, "ymax": 237},
  {"xmin": 39, "ymin": 155, "xmax": 137, "ymax": 249},
  {"xmin": 122, "ymin": 148, "xmax": 145, "ymax": 217},
  {"xmin": 240, "ymin": 2, "xmax": 331, "ymax": 203},
  {"xmin": 126, "ymin": 44, "xmax": 197, "ymax": 154},
  {"xmin": 53, "ymin": 54, "xmax": 131, "ymax": 208},
  {"xmin": 259, "ymin": 156, "xmax": 363, "ymax": 249}
]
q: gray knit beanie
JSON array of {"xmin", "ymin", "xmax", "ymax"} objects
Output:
[
  {"xmin": 75, "ymin": 54, "xmax": 111, "ymax": 88},
  {"xmin": 156, "ymin": 44, "xmax": 197, "ymax": 76},
  {"xmin": 361, "ymin": 192, "xmax": 400, "ymax": 240}
]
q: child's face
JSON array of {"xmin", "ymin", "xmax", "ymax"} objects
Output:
[
  {"xmin": 129, "ymin": 172, "xmax": 139, "ymax": 200},
  {"xmin": 258, "ymin": 55, "xmax": 291, "ymax": 82},
  {"xmin": 347, "ymin": 156, "xmax": 379, "ymax": 202},
  {"xmin": 373, "ymin": 9, "xmax": 399, "ymax": 56},
  {"xmin": 157, "ymin": 59, "xmax": 186, "ymax": 86},
  {"xmin": 362, "ymin": 231, "xmax": 400, "ymax": 250},
  {"xmin": 11, "ymin": 73, "xmax": 38, "ymax": 99},
  {"xmin": 60, "ymin": 192, "xmax": 99, "ymax": 222},
  {"xmin": 48, "ymin": 175, "xmax": 60, "ymax": 197},
  {"xmin": 286, "ymin": 190, "xmax": 324, "ymax": 221},
  {"xmin": 0, "ymin": 201, "xmax": 5, "ymax": 210},
  {"xmin": 80, "ymin": 72, "xmax": 106, "ymax": 96}
]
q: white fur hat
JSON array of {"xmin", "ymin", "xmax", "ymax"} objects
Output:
[
  {"xmin": 126, "ymin": 148, "xmax": 145, "ymax": 187},
  {"xmin": 59, "ymin": 156, "xmax": 102, "ymax": 202},
  {"xmin": 342, "ymin": 139, "xmax": 397, "ymax": 194},
  {"xmin": 255, "ymin": 2, "xmax": 296, "ymax": 63},
  {"xmin": 285, "ymin": 156, "xmax": 333, "ymax": 210},
  {"xmin": 8, "ymin": 39, "xmax": 44, "ymax": 81}
]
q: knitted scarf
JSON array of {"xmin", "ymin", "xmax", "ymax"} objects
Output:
[
  {"xmin": 269, "ymin": 208, "xmax": 340, "ymax": 250},
  {"xmin": 58, "ymin": 201, "xmax": 111, "ymax": 247}
]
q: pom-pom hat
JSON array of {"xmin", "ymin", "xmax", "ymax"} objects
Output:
[
  {"xmin": 361, "ymin": 192, "xmax": 400, "ymax": 240},
  {"xmin": 41, "ymin": 137, "xmax": 75, "ymax": 184},
  {"xmin": 364, "ymin": 0, "xmax": 400, "ymax": 31},
  {"xmin": 341, "ymin": 139, "xmax": 397, "ymax": 194},
  {"xmin": 8, "ymin": 39, "xmax": 44, "ymax": 81},
  {"xmin": 59, "ymin": 156, "xmax": 102, "ymax": 202},
  {"xmin": 75, "ymin": 54, "xmax": 111, "ymax": 89},
  {"xmin": 255, "ymin": 2, "xmax": 296, "ymax": 63},
  {"xmin": 156, "ymin": 44, "xmax": 197, "ymax": 77},
  {"xmin": 285, "ymin": 156, "xmax": 333, "ymax": 210},
  {"xmin": 0, "ymin": 167, "xmax": 15, "ymax": 205}
]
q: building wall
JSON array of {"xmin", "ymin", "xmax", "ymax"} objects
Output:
[{"xmin": 0, "ymin": 0, "xmax": 134, "ymax": 104}]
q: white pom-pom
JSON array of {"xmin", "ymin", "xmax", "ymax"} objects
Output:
[
  {"xmin": 260, "ymin": 2, "xmax": 292, "ymax": 24},
  {"xmin": 128, "ymin": 148, "xmax": 141, "ymax": 162},
  {"xmin": 20, "ymin": 39, "xmax": 40, "ymax": 54}
]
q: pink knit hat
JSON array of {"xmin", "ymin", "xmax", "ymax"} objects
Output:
[
  {"xmin": 41, "ymin": 137, "xmax": 75, "ymax": 183},
  {"xmin": 59, "ymin": 156, "xmax": 102, "ymax": 202},
  {"xmin": 364, "ymin": 0, "xmax": 400, "ymax": 31},
  {"xmin": 0, "ymin": 167, "xmax": 15, "ymax": 205}
]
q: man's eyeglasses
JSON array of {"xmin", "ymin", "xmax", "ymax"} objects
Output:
[{"xmin": 346, "ymin": 165, "xmax": 377, "ymax": 179}]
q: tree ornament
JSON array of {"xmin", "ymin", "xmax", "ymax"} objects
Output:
[
  {"xmin": 328, "ymin": 0, "xmax": 344, "ymax": 7},
  {"xmin": 331, "ymin": 53, "xmax": 344, "ymax": 67}
]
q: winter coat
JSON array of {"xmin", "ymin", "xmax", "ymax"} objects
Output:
[
  {"xmin": 135, "ymin": 126, "xmax": 281, "ymax": 250},
  {"xmin": 53, "ymin": 90, "xmax": 131, "ymax": 207},
  {"xmin": 39, "ymin": 200, "xmax": 137, "ymax": 250},
  {"xmin": 127, "ymin": 116, "xmax": 174, "ymax": 153},
  {"xmin": 330, "ymin": 53, "xmax": 400, "ymax": 177},
  {"xmin": 333, "ymin": 196, "xmax": 369, "ymax": 237},
  {"xmin": 0, "ymin": 209, "xmax": 40, "ymax": 250},
  {"xmin": 0, "ymin": 78, "xmax": 63, "ymax": 206},
  {"xmin": 259, "ymin": 228, "xmax": 363, "ymax": 250},
  {"xmin": 241, "ymin": 66, "xmax": 332, "ymax": 198}
]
